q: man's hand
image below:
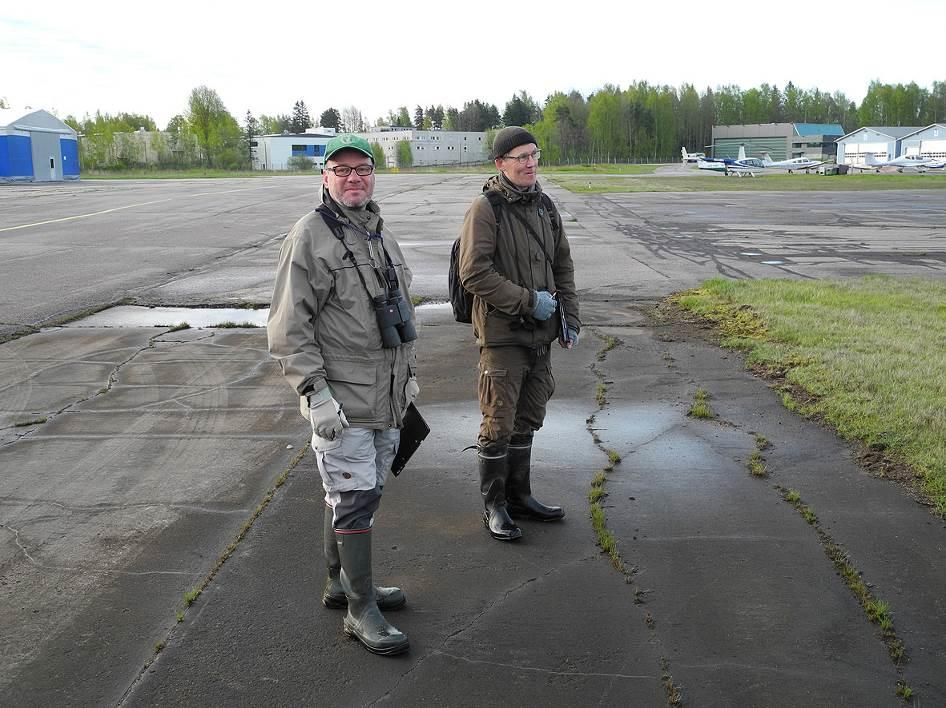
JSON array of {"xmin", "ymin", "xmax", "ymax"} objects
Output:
[
  {"xmin": 565, "ymin": 326, "xmax": 580, "ymax": 350},
  {"xmin": 405, "ymin": 377, "xmax": 420, "ymax": 404},
  {"xmin": 308, "ymin": 388, "xmax": 348, "ymax": 440},
  {"xmin": 532, "ymin": 290, "xmax": 556, "ymax": 321}
]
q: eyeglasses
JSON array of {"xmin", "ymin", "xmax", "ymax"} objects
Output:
[
  {"xmin": 503, "ymin": 149, "xmax": 541, "ymax": 165},
  {"xmin": 325, "ymin": 164, "xmax": 374, "ymax": 177}
]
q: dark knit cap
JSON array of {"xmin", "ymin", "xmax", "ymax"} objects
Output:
[{"xmin": 492, "ymin": 126, "xmax": 538, "ymax": 159}]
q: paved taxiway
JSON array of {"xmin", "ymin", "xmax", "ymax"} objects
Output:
[{"xmin": 1, "ymin": 176, "xmax": 945, "ymax": 705}]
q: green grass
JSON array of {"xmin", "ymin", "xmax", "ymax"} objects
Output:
[
  {"xmin": 552, "ymin": 172, "xmax": 946, "ymax": 193},
  {"xmin": 748, "ymin": 450, "xmax": 767, "ymax": 477},
  {"xmin": 673, "ymin": 275, "xmax": 946, "ymax": 514},
  {"xmin": 688, "ymin": 387, "xmax": 716, "ymax": 419},
  {"xmin": 214, "ymin": 321, "xmax": 260, "ymax": 329},
  {"xmin": 83, "ymin": 168, "xmax": 298, "ymax": 179}
]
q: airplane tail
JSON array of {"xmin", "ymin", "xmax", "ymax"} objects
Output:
[
  {"xmin": 760, "ymin": 151, "xmax": 774, "ymax": 166},
  {"xmin": 738, "ymin": 145, "xmax": 747, "ymax": 161},
  {"xmin": 681, "ymin": 147, "xmax": 688, "ymax": 160},
  {"xmin": 865, "ymin": 153, "xmax": 882, "ymax": 166}
]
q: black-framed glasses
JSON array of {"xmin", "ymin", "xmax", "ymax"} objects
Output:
[
  {"xmin": 503, "ymin": 149, "xmax": 540, "ymax": 164},
  {"xmin": 326, "ymin": 164, "xmax": 374, "ymax": 177}
]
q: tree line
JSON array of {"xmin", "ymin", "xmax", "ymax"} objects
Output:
[{"xmin": 61, "ymin": 80, "xmax": 946, "ymax": 170}]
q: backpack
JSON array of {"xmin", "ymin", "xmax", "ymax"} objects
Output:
[{"xmin": 449, "ymin": 191, "xmax": 559, "ymax": 324}]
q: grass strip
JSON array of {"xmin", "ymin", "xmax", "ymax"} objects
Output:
[{"xmin": 671, "ymin": 275, "xmax": 946, "ymax": 515}]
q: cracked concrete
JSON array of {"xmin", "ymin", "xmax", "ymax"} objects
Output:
[{"xmin": 2, "ymin": 176, "xmax": 946, "ymax": 706}]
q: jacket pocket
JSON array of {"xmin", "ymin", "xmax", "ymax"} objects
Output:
[{"xmin": 325, "ymin": 360, "xmax": 377, "ymax": 422}]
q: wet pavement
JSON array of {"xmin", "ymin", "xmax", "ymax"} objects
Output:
[{"xmin": 1, "ymin": 176, "xmax": 945, "ymax": 706}]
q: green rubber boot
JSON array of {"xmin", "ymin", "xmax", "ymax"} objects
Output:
[
  {"xmin": 337, "ymin": 530, "xmax": 410, "ymax": 656},
  {"xmin": 322, "ymin": 507, "xmax": 405, "ymax": 610}
]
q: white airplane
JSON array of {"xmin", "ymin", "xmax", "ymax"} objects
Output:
[
  {"xmin": 681, "ymin": 147, "xmax": 705, "ymax": 163},
  {"xmin": 760, "ymin": 152, "xmax": 826, "ymax": 173},
  {"xmin": 850, "ymin": 154, "xmax": 936, "ymax": 172}
]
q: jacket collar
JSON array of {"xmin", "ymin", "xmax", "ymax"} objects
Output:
[
  {"xmin": 320, "ymin": 186, "xmax": 383, "ymax": 233},
  {"xmin": 484, "ymin": 173, "xmax": 542, "ymax": 204}
]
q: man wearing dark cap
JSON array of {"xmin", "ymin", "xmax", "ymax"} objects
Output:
[
  {"xmin": 458, "ymin": 126, "xmax": 581, "ymax": 542},
  {"xmin": 268, "ymin": 134, "xmax": 418, "ymax": 655}
]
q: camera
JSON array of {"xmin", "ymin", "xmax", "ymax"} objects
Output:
[{"xmin": 372, "ymin": 292, "xmax": 417, "ymax": 348}]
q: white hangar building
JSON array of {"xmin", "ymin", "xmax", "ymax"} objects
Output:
[
  {"xmin": 0, "ymin": 108, "xmax": 80, "ymax": 182},
  {"xmin": 835, "ymin": 126, "xmax": 922, "ymax": 167},
  {"xmin": 898, "ymin": 124, "xmax": 946, "ymax": 161},
  {"xmin": 250, "ymin": 128, "xmax": 336, "ymax": 171}
]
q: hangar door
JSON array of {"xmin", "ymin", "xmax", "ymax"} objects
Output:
[
  {"xmin": 842, "ymin": 142, "xmax": 888, "ymax": 165},
  {"xmin": 921, "ymin": 139, "xmax": 946, "ymax": 160},
  {"xmin": 30, "ymin": 131, "xmax": 63, "ymax": 181}
]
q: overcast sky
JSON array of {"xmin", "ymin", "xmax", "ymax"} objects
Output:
[{"xmin": 3, "ymin": 0, "xmax": 944, "ymax": 129}]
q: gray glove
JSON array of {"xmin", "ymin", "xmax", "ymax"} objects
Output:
[
  {"xmin": 531, "ymin": 290, "xmax": 556, "ymax": 321},
  {"xmin": 405, "ymin": 377, "xmax": 419, "ymax": 404},
  {"xmin": 308, "ymin": 387, "xmax": 348, "ymax": 440}
]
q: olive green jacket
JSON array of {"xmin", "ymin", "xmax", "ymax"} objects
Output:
[
  {"xmin": 267, "ymin": 188, "xmax": 416, "ymax": 428},
  {"xmin": 458, "ymin": 175, "xmax": 580, "ymax": 347}
]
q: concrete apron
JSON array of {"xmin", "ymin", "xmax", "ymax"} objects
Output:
[
  {"xmin": 0, "ymin": 324, "xmax": 303, "ymax": 704},
  {"xmin": 3, "ymin": 301, "xmax": 946, "ymax": 705}
]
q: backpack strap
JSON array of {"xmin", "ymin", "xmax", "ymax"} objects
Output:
[{"xmin": 484, "ymin": 190, "xmax": 559, "ymax": 268}]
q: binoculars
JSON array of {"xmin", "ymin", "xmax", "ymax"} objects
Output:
[{"xmin": 372, "ymin": 292, "xmax": 417, "ymax": 348}]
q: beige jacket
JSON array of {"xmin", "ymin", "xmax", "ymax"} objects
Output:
[
  {"xmin": 458, "ymin": 175, "xmax": 579, "ymax": 347},
  {"xmin": 267, "ymin": 189, "xmax": 416, "ymax": 428}
]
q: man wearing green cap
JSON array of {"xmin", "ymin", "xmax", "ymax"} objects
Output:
[
  {"xmin": 458, "ymin": 126, "xmax": 581, "ymax": 542},
  {"xmin": 268, "ymin": 134, "xmax": 418, "ymax": 655}
]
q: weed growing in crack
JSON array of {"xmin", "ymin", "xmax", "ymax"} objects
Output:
[
  {"xmin": 165, "ymin": 322, "xmax": 191, "ymax": 332},
  {"xmin": 748, "ymin": 450, "xmax": 767, "ymax": 477},
  {"xmin": 596, "ymin": 334, "xmax": 618, "ymax": 361},
  {"xmin": 688, "ymin": 387, "xmax": 716, "ymax": 419},
  {"xmin": 595, "ymin": 382, "xmax": 607, "ymax": 406},
  {"xmin": 14, "ymin": 417, "xmax": 47, "ymax": 427},
  {"xmin": 661, "ymin": 657, "xmax": 682, "ymax": 706},
  {"xmin": 778, "ymin": 485, "xmax": 911, "ymax": 689},
  {"xmin": 754, "ymin": 433, "xmax": 770, "ymax": 450},
  {"xmin": 154, "ymin": 640, "xmax": 165, "ymax": 653},
  {"xmin": 182, "ymin": 589, "xmax": 200, "ymax": 606},
  {"xmin": 896, "ymin": 681, "xmax": 913, "ymax": 700}
]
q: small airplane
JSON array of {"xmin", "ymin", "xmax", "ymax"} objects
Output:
[
  {"xmin": 697, "ymin": 145, "xmax": 765, "ymax": 175},
  {"xmin": 681, "ymin": 147, "xmax": 706, "ymax": 163},
  {"xmin": 850, "ymin": 154, "xmax": 936, "ymax": 173},
  {"xmin": 760, "ymin": 152, "xmax": 826, "ymax": 173}
]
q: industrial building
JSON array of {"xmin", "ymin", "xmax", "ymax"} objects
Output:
[
  {"xmin": 710, "ymin": 123, "xmax": 844, "ymax": 162},
  {"xmin": 249, "ymin": 128, "xmax": 337, "ymax": 171},
  {"xmin": 0, "ymin": 108, "xmax": 80, "ymax": 182},
  {"xmin": 835, "ymin": 126, "xmax": 924, "ymax": 167},
  {"xmin": 358, "ymin": 128, "xmax": 489, "ymax": 167}
]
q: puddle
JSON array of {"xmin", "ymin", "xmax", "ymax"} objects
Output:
[
  {"xmin": 68, "ymin": 306, "xmax": 269, "ymax": 328},
  {"xmin": 739, "ymin": 252, "xmax": 763, "ymax": 256},
  {"xmin": 760, "ymin": 260, "xmax": 785, "ymax": 265},
  {"xmin": 66, "ymin": 302, "xmax": 450, "ymax": 329}
]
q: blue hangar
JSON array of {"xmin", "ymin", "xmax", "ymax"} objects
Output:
[{"xmin": 0, "ymin": 108, "xmax": 80, "ymax": 182}]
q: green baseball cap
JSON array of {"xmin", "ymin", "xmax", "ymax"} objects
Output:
[{"xmin": 324, "ymin": 133, "xmax": 373, "ymax": 162}]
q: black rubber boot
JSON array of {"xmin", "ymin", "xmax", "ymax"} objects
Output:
[
  {"xmin": 337, "ymin": 530, "xmax": 409, "ymax": 656},
  {"xmin": 479, "ymin": 448, "xmax": 522, "ymax": 541},
  {"xmin": 506, "ymin": 442, "xmax": 565, "ymax": 521},
  {"xmin": 322, "ymin": 506, "xmax": 405, "ymax": 610}
]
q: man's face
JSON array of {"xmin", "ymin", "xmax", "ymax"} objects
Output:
[
  {"xmin": 323, "ymin": 149, "xmax": 375, "ymax": 208},
  {"xmin": 495, "ymin": 143, "xmax": 539, "ymax": 189}
]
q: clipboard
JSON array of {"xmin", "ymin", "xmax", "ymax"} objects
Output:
[
  {"xmin": 391, "ymin": 402, "xmax": 430, "ymax": 476},
  {"xmin": 554, "ymin": 294, "xmax": 569, "ymax": 347}
]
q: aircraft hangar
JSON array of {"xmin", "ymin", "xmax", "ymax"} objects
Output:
[
  {"xmin": 0, "ymin": 108, "xmax": 80, "ymax": 182},
  {"xmin": 710, "ymin": 123, "xmax": 843, "ymax": 161}
]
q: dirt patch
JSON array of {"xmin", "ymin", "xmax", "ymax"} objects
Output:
[{"xmin": 642, "ymin": 299, "xmax": 938, "ymax": 513}]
